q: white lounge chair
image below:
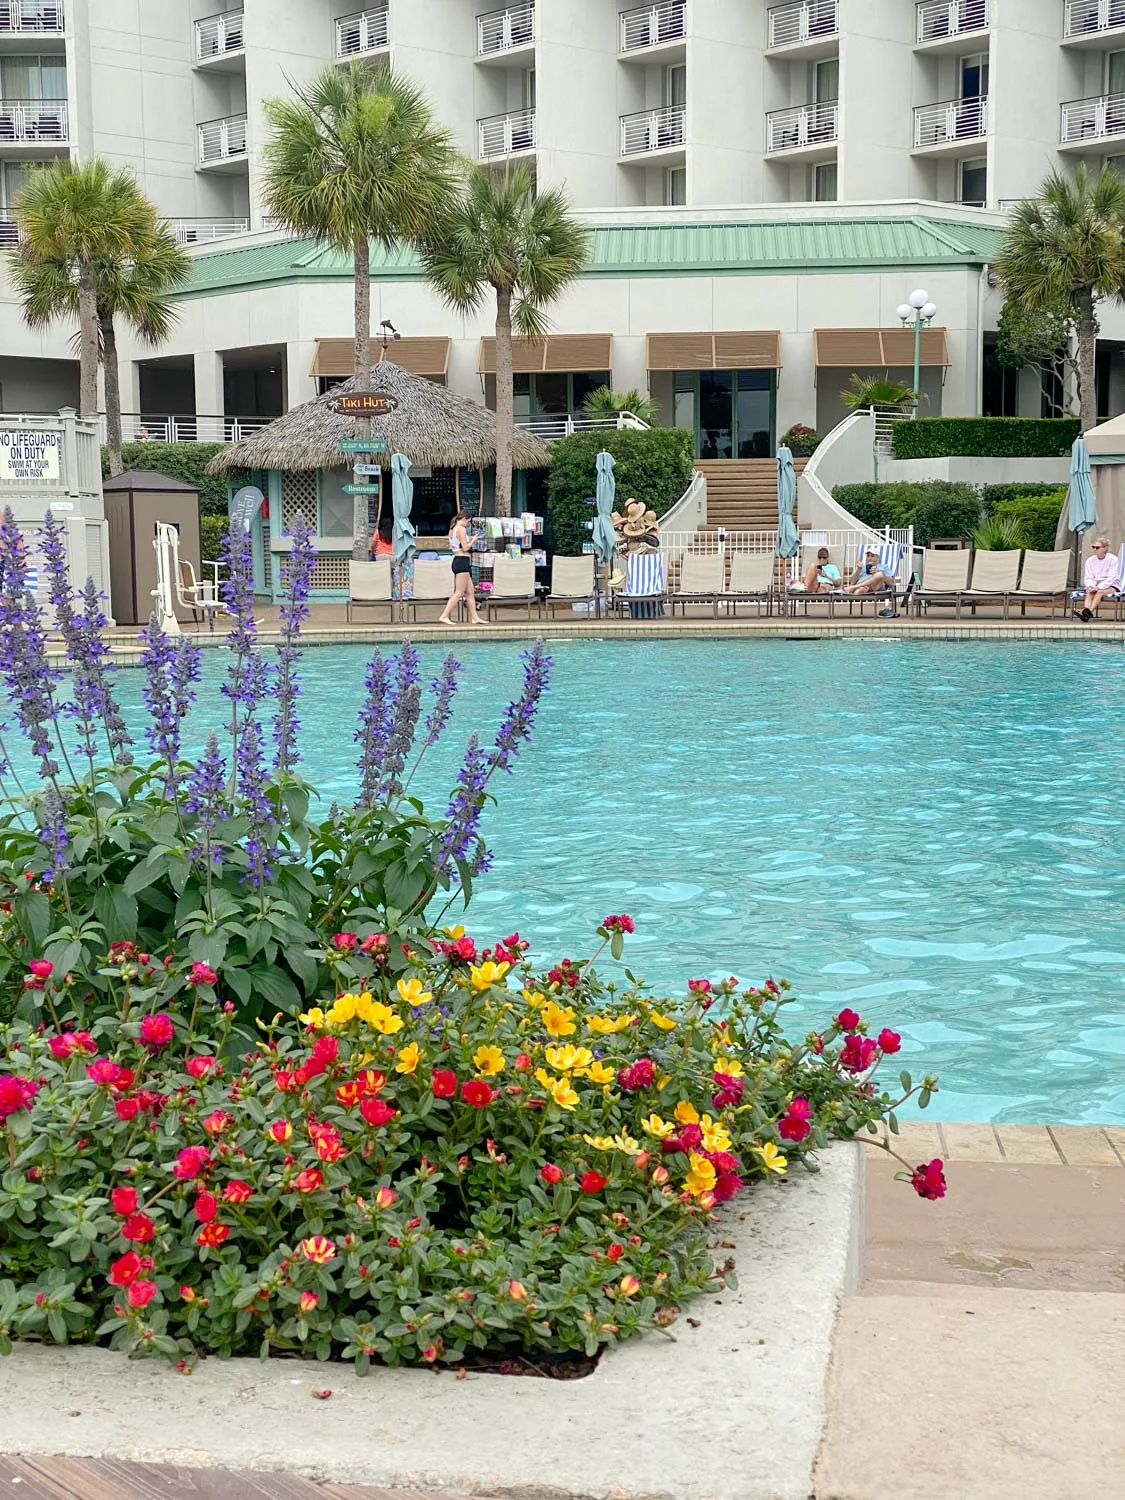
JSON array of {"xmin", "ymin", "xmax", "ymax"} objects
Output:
[
  {"xmin": 347, "ymin": 559, "xmax": 393, "ymax": 623},
  {"xmin": 963, "ymin": 549, "xmax": 1021, "ymax": 618},
  {"xmin": 913, "ymin": 547, "xmax": 971, "ymax": 616},
  {"xmin": 1011, "ymin": 550, "xmax": 1069, "ymax": 617},
  {"xmin": 544, "ymin": 554, "xmax": 596, "ymax": 616},
  {"xmin": 723, "ymin": 552, "xmax": 775, "ymax": 616},
  {"xmin": 841, "ymin": 539, "xmax": 905, "ymax": 616},
  {"xmin": 486, "ymin": 554, "xmax": 539, "ymax": 619},
  {"xmin": 671, "ymin": 552, "xmax": 724, "ymax": 616},
  {"xmin": 408, "ymin": 557, "xmax": 455, "ymax": 622}
]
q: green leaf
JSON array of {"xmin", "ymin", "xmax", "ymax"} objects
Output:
[
  {"xmin": 47, "ymin": 1309, "xmax": 68, "ymax": 1344},
  {"xmin": 251, "ymin": 967, "xmax": 302, "ymax": 1016},
  {"xmin": 123, "ymin": 856, "xmax": 167, "ymax": 897},
  {"xmin": 899, "ymin": 1070, "xmax": 913, "ymax": 1093},
  {"xmin": 188, "ymin": 930, "xmax": 229, "ymax": 969},
  {"xmin": 93, "ymin": 886, "xmax": 138, "ymax": 944},
  {"xmin": 14, "ymin": 889, "xmax": 51, "ymax": 949},
  {"xmin": 610, "ymin": 932, "xmax": 624, "ymax": 961},
  {"xmin": 43, "ymin": 937, "xmax": 81, "ymax": 979}
]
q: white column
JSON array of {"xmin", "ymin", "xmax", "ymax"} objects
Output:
[
  {"xmin": 286, "ymin": 342, "xmax": 317, "ymax": 412},
  {"xmin": 193, "ymin": 350, "xmax": 224, "ymax": 419}
]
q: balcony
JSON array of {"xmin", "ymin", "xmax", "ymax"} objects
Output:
[
  {"xmin": 478, "ymin": 108, "xmax": 535, "ymax": 160},
  {"xmin": 619, "ymin": 2, "xmax": 686, "ymax": 57},
  {"xmin": 335, "ymin": 5, "xmax": 389, "ymax": 60},
  {"xmin": 765, "ymin": 101, "xmax": 838, "ymax": 159},
  {"xmin": 197, "ymin": 113, "xmax": 247, "ymax": 168},
  {"xmin": 168, "ymin": 218, "xmax": 250, "ymax": 245},
  {"xmin": 619, "ymin": 104, "xmax": 686, "ymax": 159},
  {"xmin": 912, "ymin": 95, "xmax": 988, "ymax": 152},
  {"xmin": 1060, "ymin": 91, "xmax": 1125, "ymax": 147},
  {"xmin": 0, "ymin": 97, "xmax": 67, "ymax": 149},
  {"xmin": 0, "ymin": 209, "xmax": 19, "ymax": 245},
  {"xmin": 477, "ymin": 4, "xmax": 535, "ymax": 59},
  {"xmin": 915, "ymin": 0, "xmax": 989, "ymax": 49},
  {"xmin": 766, "ymin": 1, "xmax": 839, "ymax": 57},
  {"xmin": 195, "ymin": 10, "xmax": 243, "ymax": 66},
  {"xmin": 1063, "ymin": 0, "xmax": 1125, "ymax": 43},
  {"xmin": 0, "ymin": 1, "xmax": 64, "ymax": 35},
  {"xmin": 118, "ymin": 414, "xmax": 272, "ymax": 444}
]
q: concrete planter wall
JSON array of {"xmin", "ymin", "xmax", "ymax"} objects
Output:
[{"xmin": 880, "ymin": 456, "xmax": 1070, "ymax": 486}]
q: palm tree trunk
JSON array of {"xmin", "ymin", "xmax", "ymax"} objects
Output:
[
  {"xmin": 100, "ymin": 310, "xmax": 124, "ymax": 476},
  {"xmin": 1076, "ymin": 291, "xmax": 1098, "ymax": 434},
  {"xmin": 494, "ymin": 284, "xmax": 514, "ymax": 519},
  {"xmin": 76, "ymin": 262, "xmax": 99, "ymax": 421},
  {"xmin": 352, "ymin": 236, "xmax": 372, "ymax": 559}
]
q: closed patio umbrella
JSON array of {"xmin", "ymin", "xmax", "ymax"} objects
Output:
[
  {"xmin": 390, "ymin": 451, "xmax": 416, "ymax": 565},
  {"xmin": 593, "ymin": 449, "xmax": 617, "ymax": 616},
  {"xmin": 776, "ymin": 444, "xmax": 799, "ymax": 559},
  {"xmin": 1065, "ymin": 434, "xmax": 1097, "ymax": 588}
]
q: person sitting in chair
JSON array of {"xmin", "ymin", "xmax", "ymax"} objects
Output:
[
  {"xmin": 847, "ymin": 549, "xmax": 893, "ymax": 595},
  {"xmin": 1077, "ymin": 537, "xmax": 1120, "ymax": 621},
  {"xmin": 802, "ymin": 546, "xmax": 841, "ymax": 594}
]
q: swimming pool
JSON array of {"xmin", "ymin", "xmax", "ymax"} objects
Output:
[{"xmin": 11, "ymin": 638, "xmax": 1125, "ymax": 1125}]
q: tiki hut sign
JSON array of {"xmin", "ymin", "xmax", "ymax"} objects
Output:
[{"xmin": 326, "ymin": 392, "xmax": 400, "ymax": 417}]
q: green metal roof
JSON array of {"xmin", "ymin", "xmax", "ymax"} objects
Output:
[{"xmin": 177, "ymin": 214, "xmax": 1007, "ymax": 299}]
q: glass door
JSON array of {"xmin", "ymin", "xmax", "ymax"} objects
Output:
[
  {"xmin": 674, "ymin": 370, "xmax": 776, "ymax": 459},
  {"xmin": 735, "ymin": 371, "xmax": 775, "ymax": 458},
  {"xmin": 699, "ymin": 371, "xmax": 733, "ymax": 459}
]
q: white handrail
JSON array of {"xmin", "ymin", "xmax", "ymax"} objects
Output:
[
  {"xmin": 916, "ymin": 0, "xmax": 989, "ymax": 43},
  {"xmin": 0, "ymin": 0, "xmax": 64, "ymax": 31},
  {"xmin": 767, "ymin": 0, "xmax": 838, "ymax": 47},
  {"xmin": 914, "ymin": 95, "xmax": 988, "ymax": 147},
  {"xmin": 620, "ymin": 105, "xmax": 686, "ymax": 155},
  {"xmin": 335, "ymin": 5, "xmax": 389, "ymax": 57},
  {"xmin": 619, "ymin": 1, "xmax": 686, "ymax": 50},
  {"xmin": 477, "ymin": 4, "xmax": 534, "ymax": 54},
  {"xmin": 766, "ymin": 101, "xmax": 838, "ymax": 151},
  {"xmin": 1061, "ymin": 91, "xmax": 1125, "ymax": 143},
  {"xmin": 655, "ymin": 468, "xmax": 707, "ymax": 538},
  {"xmin": 478, "ymin": 108, "xmax": 536, "ymax": 159},
  {"xmin": 1065, "ymin": 0, "xmax": 1125, "ymax": 35}
]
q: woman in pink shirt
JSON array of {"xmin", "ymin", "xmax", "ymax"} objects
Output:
[{"xmin": 1078, "ymin": 538, "xmax": 1121, "ymax": 620}]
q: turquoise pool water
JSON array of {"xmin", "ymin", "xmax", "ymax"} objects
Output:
[{"xmin": 9, "ymin": 639, "xmax": 1125, "ymax": 1125}]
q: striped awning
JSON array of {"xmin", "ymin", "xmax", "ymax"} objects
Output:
[
  {"xmin": 477, "ymin": 334, "xmax": 612, "ymax": 374},
  {"xmin": 310, "ymin": 337, "xmax": 451, "ymax": 378},
  {"xmin": 646, "ymin": 331, "xmax": 782, "ymax": 371},
  {"xmin": 814, "ymin": 328, "xmax": 951, "ymax": 367}
]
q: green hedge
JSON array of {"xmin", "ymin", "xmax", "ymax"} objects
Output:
[
  {"xmin": 199, "ymin": 514, "xmax": 229, "ymax": 564},
  {"xmin": 101, "ymin": 442, "xmax": 237, "ymax": 517},
  {"xmin": 546, "ymin": 428, "xmax": 694, "ymax": 556},
  {"xmin": 833, "ymin": 480, "xmax": 982, "ymax": 545},
  {"xmin": 891, "ymin": 418, "xmax": 1080, "ymax": 460},
  {"xmin": 991, "ymin": 489, "xmax": 1065, "ymax": 552},
  {"xmin": 980, "ymin": 482, "xmax": 1069, "ymax": 511}
]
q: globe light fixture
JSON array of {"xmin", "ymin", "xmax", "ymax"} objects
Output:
[
  {"xmin": 899, "ymin": 291, "xmax": 938, "ymax": 419},
  {"xmin": 909, "ymin": 288, "xmax": 930, "ymax": 310}
]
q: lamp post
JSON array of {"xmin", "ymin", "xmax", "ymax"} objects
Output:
[{"xmin": 897, "ymin": 289, "xmax": 937, "ymax": 419}]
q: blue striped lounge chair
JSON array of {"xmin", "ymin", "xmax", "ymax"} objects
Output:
[
  {"xmin": 618, "ymin": 551, "xmax": 666, "ymax": 619},
  {"xmin": 844, "ymin": 540, "xmax": 905, "ymax": 615}
]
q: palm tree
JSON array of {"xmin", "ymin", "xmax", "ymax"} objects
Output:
[
  {"xmin": 9, "ymin": 158, "xmax": 155, "ymax": 423},
  {"xmin": 583, "ymin": 385, "xmax": 659, "ymax": 425},
  {"xmin": 840, "ymin": 373, "xmax": 917, "ymax": 413},
  {"xmin": 423, "ymin": 164, "xmax": 588, "ymax": 517},
  {"xmin": 997, "ymin": 164, "xmax": 1125, "ymax": 431},
  {"xmin": 261, "ymin": 63, "xmax": 458, "ymax": 399},
  {"xmin": 12, "ymin": 216, "xmax": 190, "ymax": 475}
]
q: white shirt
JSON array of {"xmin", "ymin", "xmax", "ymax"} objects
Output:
[{"xmin": 1084, "ymin": 550, "xmax": 1120, "ymax": 592}]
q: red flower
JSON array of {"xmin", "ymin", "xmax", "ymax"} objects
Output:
[
  {"xmin": 910, "ymin": 1159, "xmax": 947, "ymax": 1201},
  {"xmin": 314, "ymin": 1133, "xmax": 348, "ymax": 1163},
  {"xmin": 359, "ymin": 932, "xmax": 387, "ymax": 955},
  {"xmin": 110, "ymin": 1186, "xmax": 138, "ymax": 1216},
  {"xmin": 196, "ymin": 1222, "xmax": 230, "ymax": 1248},
  {"xmin": 332, "ymin": 932, "xmax": 358, "ymax": 952},
  {"xmin": 185, "ymin": 1055, "xmax": 217, "ymax": 1079},
  {"xmin": 840, "ymin": 1034, "xmax": 879, "ymax": 1074},
  {"xmin": 779, "ymin": 1098, "xmax": 812, "ymax": 1143},
  {"xmin": 431, "ymin": 1069, "xmax": 458, "ymax": 1098},
  {"xmin": 602, "ymin": 914, "xmax": 635, "ymax": 934},
  {"xmin": 28, "ymin": 959, "xmax": 53, "ymax": 979},
  {"xmin": 137, "ymin": 1089, "xmax": 166, "ymax": 1116},
  {"xmin": 298, "ymin": 1234, "xmax": 336, "ymax": 1265},
  {"xmin": 877, "ymin": 1028, "xmax": 902, "ymax": 1055},
  {"xmin": 85, "ymin": 1059, "xmax": 132, "ymax": 1091},
  {"xmin": 121, "ymin": 1212, "xmax": 155, "ymax": 1244},
  {"xmin": 514, "ymin": 1053, "xmax": 531, "ymax": 1072},
  {"xmin": 193, "ymin": 1192, "xmax": 218, "ymax": 1224},
  {"xmin": 108, "ymin": 1251, "xmax": 143, "ymax": 1286},
  {"xmin": 139, "ymin": 1012, "xmax": 174, "ymax": 1050},
  {"xmin": 335, "ymin": 1080, "xmax": 364, "ymax": 1108},
  {"xmin": 580, "ymin": 1170, "xmax": 607, "ymax": 1194},
  {"xmin": 222, "ymin": 1179, "xmax": 252, "ymax": 1204},
  {"xmin": 460, "ymin": 1079, "xmax": 493, "ymax": 1109},
  {"xmin": 0, "ymin": 1074, "xmax": 38, "ymax": 1122},
  {"xmin": 547, "ymin": 959, "xmax": 581, "ymax": 989},
  {"xmin": 617, "ymin": 1057, "xmax": 655, "ymax": 1091},
  {"xmin": 202, "ymin": 1110, "xmax": 233, "ymax": 1136},
  {"xmin": 606, "ymin": 1243, "xmax": 624, "ymax": 1262},
  {"xmin": 188, "ymin": 963, "xmax": 218, "ymax": 987},
  {"xmin": 712, "ymin": 1071, "xmax": 745, "ymax": 1109},
  {"xmin": 114, "ymin": 1097, "xmax": 141, "ymax": 1122},
  {"xmin": 273, "ymin": 1070, "xmax": 296, "ymax": 1093},
  {"xmin": 47, "ymin": 1031, "xmax": 95, "ymax": 1060},
  {"xmin": 268, "ymin": 1120, "xmax": 292, "ymax": 1144},
  {"xmin": 171, "ymin": 1145, "xmax": 211, "ymax": 1180},
  {"xmin": 712, "ymin": 1171, "xmax": 744, "ymax": 1204},
  {"xmin": 835, "ymin": 1008, "xmax": 861, "ymax": 1031},
  {"xmin": 539, "ymin": 1162, "xmax": 564, "ymax": 1186},
  {"xmin": 126, "ymin": 1279, "xmax": 157, "ymax": 1310},
  {"xmin": 357, "ymin": 1068, "xmax": 386, "ymax": 1096},
  {"xmin": 688, "ymin": 978, "xmax": 712, "ymax": 995},
  {"xmin": 359, "ymin": 1097, "xmax": 396, "ymax": 1128},
  {"xmin": 293, "ymin": 1168, "xmax": 324, "ymax": 1194}
]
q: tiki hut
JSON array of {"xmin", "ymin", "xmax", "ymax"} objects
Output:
[{"xmin": 205, "ymin": 361, "xmax": 551, "ymax": 603}]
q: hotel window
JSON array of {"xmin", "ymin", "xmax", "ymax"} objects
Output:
[
  {"xmin": 814, "ymin": 58, "xmax": 839, "ymax": 104},
  {"xmin": 960, "ymin": 52, "xmax": 988, "ymax": 99},
  {"xmin": 814, "ymin": 162, "xmax": 837, "ymax": 201},
  {"xmin": 664, "ymin": 166, "xmax": 686, "ymax": 204},
  {"xmin": 960, "ymin": 157, "xmax": 987, "ymax": 207}
]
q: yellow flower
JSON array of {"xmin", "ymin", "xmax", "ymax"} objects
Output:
[
  {"xmin": 522, "ymin": 988, "xmax": 546, "ymax": 1010},
  {"xmin": 364, "ymin": 1001, "xmax": 404, "ymax": 1036},
  {"xmin": 648, "ymin": 1010, "xmax": 677, "ymax": 1032},
  {"xmin": 534, "ymin": 1067, "xmax": 579, "ymax": 1111},
  {"xmin": 394, "ymin": 1042, "xmax": 424, "ymax": 1075},
  {"xmin": 587, "ymin": 1013, "xmax": 637, "ymax": 1035},
  {"xmin": 470, "ymin": 961, "xmax": 510, "ymax": 992},
  {"xmin": 583, "ymin": 1061, "xmax": 615, "ymax": 1086},
  {"xmin": 442, "ymin": 924, "xmax": 465, "ymax": 939},
  {"xmin": 542, "ymin": 1001, "xmax": 577, "ymax": 1038},
  {"xmin": 583, "ymin": 1135, "xmax": 617, "ymax": 1151},
  {"xmin": 641, "ymin": 1114, "xmax": 675, "ymax": 1139},
  {"xmin": 473, "ymin": 1044, "xmax": 506, "ymax": 1076},
  {"xmin": 674, "ymin": 1101, "xmax": 700, "ymax": 1126},
  {"xmin": 326, "ymin": 993, "xmax": 359, "ymax": 1026},
  {"xmin": 544, "ymin": 1043, "xmax": 593, "ymax": 1073},
  {"xmin": 700, "ymin": 1115, "xmax": 732, "ymax": 1153},
  {"xmin": 397, "ymin": 977, "xmax": 432, "ymax": 1007},
  {"xmin": 583, "ymin": 1132, "xmax": 640, "ymax": 1153},
  {"xmin": 298, "ymin": 1006, "xmax": 326, "ymax": 1030},
  {"xmin": 618, "ymin": 1274, "xmax": 641, "ymax": 1297},
  {"xmin": 713, "ymin": 1054, "xmax": 744, "ymax": 1077},
  {"xmin": 684, "ymin": 1152, "xmax": 718, "ymax": 1199},
  {"xmin": 754, "ymin": 1142, "xmax": 788, "ymax": 1177}
]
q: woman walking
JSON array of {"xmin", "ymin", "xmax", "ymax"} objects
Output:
[{"xmin": 437, "ymin": 512, "xmax": 485, "ymax": 626}]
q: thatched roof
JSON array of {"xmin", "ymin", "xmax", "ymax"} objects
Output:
[{"xmin": 205, "ymin": 361, "xmax": 552, "ymax": 475}]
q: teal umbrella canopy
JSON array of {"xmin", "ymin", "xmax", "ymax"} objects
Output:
[
  {"xmin": 776, "ymin": 444, "xmax": 799, "ymax": 558},
  {"xmin": 390, "ymin": 452, "xmax": 416, "ymax": 565},
  {"xmin": 1067, "ymin": 435, "xmax": 1097, "ymax": 535},
  {"xmin": 592, "ymin": 449, "xmax": 617, "ymax": 565}
]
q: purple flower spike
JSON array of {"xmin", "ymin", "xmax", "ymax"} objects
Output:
[
  {"xmin": 185, "ymin": 729, "xmax": 228, "ymax": 870},
  {"xmin": 379, "ymin": 642, "xmax": 422, "ymax": 798},
  {"xmin": 490, "ymin": 640, "xmax": 552, "ymax": 776},
  {"xmin": 435, "ymin": 734, "xmax": 491, "ymax": 877},
  {"xmin": 220, "ymin": 522, "xmax": 270, "ymax": 738},
  {"xmin": 236, "ymin": 720, "xmax": 276, "ymax": 889},
  {"xmin": 422, "ymin": 653, "xmax": 463, "ymax": 750},
  {"xmin": 273, "ymin": 512, "xmax": 316, "ymax": 774},
  {"xmin": 0, "ymin": 507, "xmax": 65, "ymax": 783},
  {"xmin": 355, "ymin": 648, "xmax": 392, "ymax": 808}
]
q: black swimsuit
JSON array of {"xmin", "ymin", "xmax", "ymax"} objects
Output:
[{"xmin": 451, "ymin": 527, "xmax": 472, "ymax": 575}]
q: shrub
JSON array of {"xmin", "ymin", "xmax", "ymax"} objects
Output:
[
  {"xmin": 101, "ymin": 443, "xmax": 241, "ymax": 517},
  {"xmin": 980, "ymin": 482, "xmax": 1069, "ymax": 511},
  {"xmin": 781, "ymin": 424, "xmax": 822, "ymax": 457},
  {"xmin": 582, "ymin": 386, "xmax": 659, "ymax": 425},
  {"xmin": 971, "ymin": 515, "xmax": 1024, "ymax": 551},
  {"xmin": 0, "ymin": 930, "xmax": 939, "ymax": 1369},
  {"xmin": 547, "ymin": 429, "xmax": 693, "ymax": 555},
  {"xmin": 833, "ymin": 481, "xmax": 982, "ymax": 543},
  {"xmin": 199, "ymin": 514, "xmax": 228, "ymax": 565},
  {"xmin": 841, "ymin": 374, "xmax": 916, "ymax": 412},
  {"xmin": 891, "ymin": 418, "xmax": 1080, "ymax": 460},
  {"xmin": 991, "ymin": 489, "xmax": 1065, "ymax": 552}
]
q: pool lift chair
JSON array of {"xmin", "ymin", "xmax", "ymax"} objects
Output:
[{"xmin": 153, "ymin": 521, "xmax": 233, "ymax": 635}]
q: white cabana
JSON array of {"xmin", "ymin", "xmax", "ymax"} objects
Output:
[{"xmin": 1056, "ymin": 413, "xmax": 1125, "ymax": 561}]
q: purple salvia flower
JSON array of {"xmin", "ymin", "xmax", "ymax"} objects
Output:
[
  {"xmin": 38, "ymin": 783, "xmax": 69, "ymax": 882},
  {"xmin": 435, "ymin": 734, "xmax": 491, "ymax": 877},
  {"xmin": 272, "ymin": 512, "xmax": 315, "ymax": 774},
  {"xmin": 185, "ymin": 729, "xmax": 228, "ymax": 868},
  {"xmin": 422, "ymin": 653, "xmax": 463, "ymax": 749},
  {"xmin": 379, "ymin": 641, "xmax": 422, "ymax": 798},
  {"xmin": 76, "ymin": 578, "xmax": 132, "ymax": 763},
  {"xmin": 220, "ymin": 522, "xmax": 270, "ymax": 741},
  {"xmin": 0, "ymin": 507, "xmax": 65, "ymax": 783},
  {"xmin": 139, "ymin": 613, "xmax": 180, "ymax": 765},
  {"xmin": 236, "ymin": 720, "xmax": 275, "ymax": 888},
  {"xmin": 355, "ymin": 648, "xmax": 393, "ymax": 808},
  {"xmin": 489, "ymin": 641, "xmax": 552, "ymax": 776}
]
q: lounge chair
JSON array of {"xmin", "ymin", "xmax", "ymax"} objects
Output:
[
  {"xmin": 1069, "ymin": 543, "xmax": 1125, "ymax": 619},
  {"xmin": 787, "ymin": 542, "xmax": 848, "ymax": 615},
  {"xmin": 671, "ymin": 552, "xmax": 724, "ymax": 616},
  {"xmin": 544, "ymin": 554, "xmax": 596, "ymax": 616},
  {"xmin": 346, "ymin": 559, "xmax": 393, "ymax": 623},
  {"xmin": 407, "ymin": 557, "xmax": 455, "ymax": 622},
  {"xmin": 722, "ymin": 552, "xmax": 775, "ymax": 616},
  {"xmin": 913, "ymin": 548, "xmax": 972, "ymax": 617},
  {"xmin": 614, "ymin": 551, "xmax": 666, "ymax": 619},
  {"xmin": 486, "ymin": 554, "xmax": 539, "ymax": 619},
  {"xmin": 962, "ymin": 549, "xmax": 1021, "ymax": 618},
  {"xmin": 840, "ymin": 540, "xmax": 905, "ymax": 616},
  {"xmin": 1010, "ymin": 550, "xmax": 1069, "ymax": 617}
]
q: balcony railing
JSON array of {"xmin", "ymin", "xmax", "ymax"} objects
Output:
[
  {"xmin": 0, "ymin": 98, "xmax": 67, "ymax": 142},
  {"xmin": 0, "ymin": 0, "xmax": 64, "ymax": 32},
  {"xmin": 477, "ymin": 4, "xmax": 534, "ymax": 54},
  {"xmin": 619, "ymin": 1, "xmax": 686, "ymax": 51},
  {"xmin": 916, "ymin": 0, "xmax": 989, "ymax": 42},
  {"xmin": 1061, "ymin": 91, "xmax": 1125, "ymax": 143},
  {"xmin": 620, "ymin": 104, "xmax": 686, "ymax": 155},
  {"xmin": 335, "ymin": 5, "xmax": 389, "ymax": 59},
  {"xmin": 478, "ymin": 108, "xmax": 535, "ymax": 159},
  {"xmin": 765, "ymin": 101, "xmax": 838, "ymax": 151},
  {"xmin": 767, "ymin": 1, "xmax": 838, "ymax": 48},
  {"xmin": 913, "ymin": 94, "xmax": 988, "ymax": 147},
  {"xmin": 196, "ymin": 10, "xmax": 243, "ymax": 60},
  {"xmin": 1065, "ymin": 0, "xmax": 1125, "ymax": 35},
  {"xmin": 168, "ymin": 218, "xmax": 249, "ymax": 245},
  {"xmin": 118, "ymin": 414, "xmax": 273, "ymax": 445},
  {"xmin": 197, "ymin": 113, "xmax": 247, "ymax": 164},
  {"xmin": 0, "ymin": 209, "xmax": 20, "ymax": 245}
]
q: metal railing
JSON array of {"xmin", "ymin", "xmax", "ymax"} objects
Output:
[
  {"xmin": 478, "ymin": 4, "xmax": 534, "ymax": 54},
  {"xmin": 0, "ymin": 208, "xmax": 19, "ymax": 245},
  {"xmin": 478, "ymin": 108, "xmax": 535, "ymax": 159},
  {"xmin": 767, "ymin": 0, "xmax": 838, "ymax": 47},
  {"xmin": 0, "ymin": 0, "xmax": 64, "ymax": 32},
  {"xmin": 657, "ymin": 528, "xmax": 913, "ymax": 595},
  {"xmin": 197, "ymin": 113, "xmax": 247, "ymax": 164},
  {"xmin": 766, "ymin": 100, "xmax": 838, "ymax": 151},
  {"xmin": 0, "ymin": 98, "xmax": 67, "ymax": 142},
  {"xmin": 168, "ymin": 218, "xmax": 249, "ymax": 245},
  {"xmin": 195, "ymin": 9, "xmax": 243, "ymax": 59},
  {"xmin": 620, "ymin": 104, "xmax": 686, "ymax": 155},
  {"xmin": 1064, "ymin": 0, "xmax": 1125, "ymax": 36},
  {"xmin": 117, "ymin": 414, "xmax": 273, "ymax": 444},
  {"xmin": 1061, "ymin": 91, "xmax": 1125, "ymax": 143},
  {"xmin": 619, "ymin": 1, "xmax": 686, "ymax": 51},
  {"xmin": 515, "ymin": 411, "xmax": 648, "ymax": 440},
  {"xmin": 335, "ymin": 5, "xmax": 389, "ymax": 59},
  {"xmin": 913, "ymin": 94, "xmax": 987, "ymax": 147},
  {"xmin": 916, "ymin": 0, "xmax": 989, "ymax": 42}
]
